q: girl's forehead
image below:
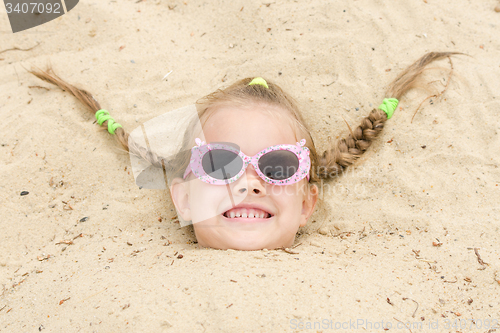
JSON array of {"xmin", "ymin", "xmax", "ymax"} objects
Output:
[{"xmin": 202, "ymin": 104, "xmax": 297, "ymax": 154}]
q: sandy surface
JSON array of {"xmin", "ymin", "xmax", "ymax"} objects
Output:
[{"xmin": 1, "ymin": 0, "xmax": 500, "ymax": 332}]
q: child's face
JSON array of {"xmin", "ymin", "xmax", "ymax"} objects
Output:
[{"xmin": 171, "ymin": 102, "xmax": 318, "ymax": 250}]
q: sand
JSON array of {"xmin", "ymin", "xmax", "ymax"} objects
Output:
[{"xmin": 1, "ymin": 0, "xmax": 500, "ymax": 332}]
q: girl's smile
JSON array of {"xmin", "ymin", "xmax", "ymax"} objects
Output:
[{"xmin": 221, "ymin": 202, "xmax": 274, "ymax": 220}]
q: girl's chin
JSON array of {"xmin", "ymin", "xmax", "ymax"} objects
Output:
[
  {"xmin": 193, "ymin": 215, "xmax": 296, "ymax": 250},
  {"xmin": 205, "ymin": 232, "xmax": 294, "ymax": 251}
]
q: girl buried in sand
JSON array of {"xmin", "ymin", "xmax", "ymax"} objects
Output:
[{"xmin": 29, "ymin": 52, "xmax": 458, "ymax": 251}]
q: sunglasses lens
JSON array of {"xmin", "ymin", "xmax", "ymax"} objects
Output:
[
  {"xmin": 258, "ymin": 150, "xmax": 299, "ymax": 180},
  {"xmin": 202, "ymin": 149, "xmax": 242, "ymax": 180}
]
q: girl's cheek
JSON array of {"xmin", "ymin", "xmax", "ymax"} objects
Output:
[
  {"xmin": 188, "ymin": 182, "xmax": 228, "ymax": 223},
  {"xmin": 279, "ymin": 183, "xmax": 309, "ymax": 215},
  {"xmin": 269, "ymin": 183, "xmax": 304, "ymax": 200}
]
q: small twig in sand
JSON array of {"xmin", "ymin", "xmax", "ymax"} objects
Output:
[
  {"xmin": 402, "ymin": 297, "xmax": 419, "ymax": 318},
  {"xmin": 37, "ymin": 254, "xmax": 51, "ymax": 261},
  {"xmin": 474, "ymin": 248, "xmax": 489, "ymax": 269},
  {"xmin": 0, "ymin": 42, "xmax": 40, "ymax": 55},
  {"xmin": 278, "ymin": 247, "xmax": 298, "ymax": 254},
  {"xmin": 56, "ymin": 240, "xmax": 74, "ymax": 245},
  {"xmin": 59, "ymin": 297, "xmax": 71, "ymax": 305},
  {"xmin": 28, "ymin": 85, "xmax": 50, "ymax": 91},
  {"xmin": 420, "ymin": 259, "xmax": 437, "ymax": 263},
  {"xmin": 411, "ymin": 56, "xmax": 453, "ymax": 123}
]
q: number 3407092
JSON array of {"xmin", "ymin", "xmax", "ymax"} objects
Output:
[{"xmin": 5, "ymin": 2, "xmax": 62, "ymax": 14}]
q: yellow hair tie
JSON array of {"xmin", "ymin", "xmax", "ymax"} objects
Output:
[{"xmin": 248, "ymin": 77, "xmax": 269, "ymax": 89}]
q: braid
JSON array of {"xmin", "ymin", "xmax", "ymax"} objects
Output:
[
  {"xmin": 314, "ymin": 51, "xmax": 461, "ymax": 182},
  {"xmin": 316, "ymin": 109, "xmax": 387, "ymax": 179}
]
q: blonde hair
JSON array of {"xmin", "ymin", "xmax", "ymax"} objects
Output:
[{"xmin": 28, "ymin": 52, "xmax": 460, "ymax": 188}]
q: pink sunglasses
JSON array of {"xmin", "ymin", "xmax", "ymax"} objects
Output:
[{"xmin": 183, "ymin": 138, "xmax": 311, "ymax": 185}]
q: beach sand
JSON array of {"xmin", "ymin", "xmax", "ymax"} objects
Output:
[{"xmin": 1, "ymin": 0, "xmax": 499, "ymax": 332}]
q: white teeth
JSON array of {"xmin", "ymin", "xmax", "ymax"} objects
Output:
[{"xmin": 225, "ymin": 208, "xmax": 271, "ymax": 219}]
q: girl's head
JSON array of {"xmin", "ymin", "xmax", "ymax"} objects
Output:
[{"xmin": 170, "ymin": 78, "xmax": 320, "ymax": 250}]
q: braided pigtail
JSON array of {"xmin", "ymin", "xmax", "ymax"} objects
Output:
[
  {"xmin": 316, "ymin": 52, "xmax": 460, "ymax": 181},
  {"xmin": 28, "ymin": 67, "xmax": 169, "ymax": 169}
]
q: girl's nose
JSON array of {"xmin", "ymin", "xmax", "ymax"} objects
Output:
[{"xmin": 233, "ymin": 165, "xmax": 266, "ymax": 196}]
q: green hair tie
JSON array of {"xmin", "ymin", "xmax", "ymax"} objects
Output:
[
  {"xmin": 248, "ymin": 77, "xmax": 269, "ymax": 89},
  {"xmin": 95, "ymin": 109, "xmax": 122, "ymax": 135},
  {"xmin": 378, "ymin": 98, "xmax": 399, "ymax": 119}
]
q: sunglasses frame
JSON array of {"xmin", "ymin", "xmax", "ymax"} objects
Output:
[{"xmin": 183, "ymin": 138, "xmax": 311, "ymax": 185}]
